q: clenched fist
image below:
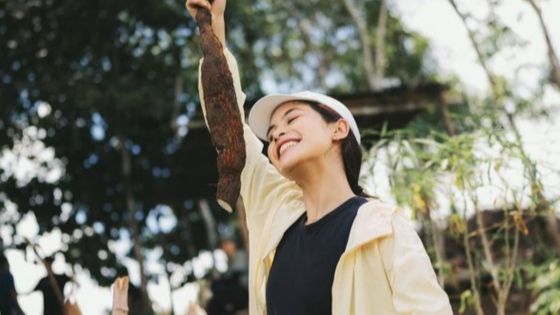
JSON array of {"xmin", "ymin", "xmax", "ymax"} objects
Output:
[{"xmin": 186, "ymin": 0, "xmax": 226, "ymax": 19}]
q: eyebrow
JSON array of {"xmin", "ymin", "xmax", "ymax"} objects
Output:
[{"xmin": 266, "ymin": 107, "xmax": 302, "ymax": 140}]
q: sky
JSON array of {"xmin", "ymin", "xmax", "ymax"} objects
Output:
[{"xmin": 3, "ymin": 0, "xmax": 560, "ymax": 314}]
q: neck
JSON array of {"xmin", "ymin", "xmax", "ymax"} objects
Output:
[{"xmin": 292, "ymin": 158, "xmax": 356, "ymax": 224}]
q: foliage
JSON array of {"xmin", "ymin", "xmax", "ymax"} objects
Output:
[
  {"xmin": 361, "ymin": 2, "xmax": 560, "ymax": 314},
  {"xmin": 1, "ymin": 0, "xmax": 559, "ymax": 313},
  {"xmin": 227, "ymin": 0, "xmax": 435, "ymax": 93},
  {"xmin": 527, "ymin": 260, "xmax": 560, "ymax": 315},
  {"xmin": 0, "ymin": 0, "xmax": 440, "ymax": 285}
]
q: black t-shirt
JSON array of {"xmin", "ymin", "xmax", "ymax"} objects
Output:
[
  {"xmin": 266, "ymin": 196, "xmax": 368, "ymax": 315},
  {"xmin": 34, "ymin": 274, "xmax": 70, "ymax": 315}
]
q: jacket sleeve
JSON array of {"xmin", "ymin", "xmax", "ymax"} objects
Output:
[
  {"xmin": 380, "ymin": 211, "xmax": 453, "ymax": 315},
  {"xmin": 197, "ymin": 47, "xmax": 300, "ymax": 231}
]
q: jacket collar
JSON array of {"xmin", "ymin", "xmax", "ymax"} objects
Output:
[
  {"xmin": 258, "ymin": 196, "xmax": 306, "ymax": 264},
  {"xmin": 344, "ymin": 199, "xmax": 396, "ymax": 252},
  {"xmin": 259, "ymin": 198, "xmax": 397, "ymax": 263},
  {"xmin": 254, "ymin": 198, "xmax": 398, "ymax": 312}
]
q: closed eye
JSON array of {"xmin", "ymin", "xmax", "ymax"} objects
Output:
[{"xmin": 268, "ymin": 116, "xmax": 300, "ymax": 142}]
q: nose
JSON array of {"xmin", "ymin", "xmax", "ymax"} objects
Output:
[
  {"xmin": 272, "ymin": 130, "xmax": 286, "ymax": 142},
  {"xmin": 271, "ymin": 129, "xmax": 286, "ymax": 143}
]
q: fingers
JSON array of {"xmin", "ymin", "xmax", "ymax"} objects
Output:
[{"xmin": 186, "ymin": 0, "xmax": 212, "ymax": 15}]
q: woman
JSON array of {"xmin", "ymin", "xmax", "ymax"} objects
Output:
[{"xmin": 187, "ymin": 1, "xmax": 452, "ymax": 314}]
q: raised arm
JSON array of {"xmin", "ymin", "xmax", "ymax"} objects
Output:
[
  {"xmin": 112, "ymin": 277, "xmax": 129, "ymax": 315},
  {"xmin": 187, "ymin": 0, "xmax": 300, "ymax": 232}
]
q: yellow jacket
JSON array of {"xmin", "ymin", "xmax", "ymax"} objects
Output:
[{"xmin": 198, "ymin": 48, "xmax": 453, "ymax": 315}]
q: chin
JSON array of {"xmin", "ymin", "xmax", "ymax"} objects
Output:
[
  {"xmin": 276, "ymin": 153, "xmax": 308, "ymax": 179},
  {"xmin": 276, "ymin": 159, "xmax": 299, "ymax": 178}
]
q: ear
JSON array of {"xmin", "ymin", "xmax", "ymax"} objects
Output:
[{"xmin": 331, "ymin": 119, "xmax": 350, "ymax": 141}]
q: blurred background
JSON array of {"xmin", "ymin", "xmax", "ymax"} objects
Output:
[{"xmin": 1, "ymin": 0, "xmax": 559, "ymax": 314}]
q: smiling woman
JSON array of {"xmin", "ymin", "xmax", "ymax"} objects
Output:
[
  {"xmin": 187, "ymin": 0, "xmax": 452, "ymax": 314},
  {"xmin": 263, "ymin": 100, "xmax": 367, "ymax": 201}
]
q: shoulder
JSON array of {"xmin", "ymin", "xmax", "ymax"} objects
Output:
[
  {"xmin": 346, "ymin": 199, "xmax": 402, "ymax": 249},
  {"xmin": 357, "ymin": 198, "xmax": 403, "ymax": 221},
  {"xmin": 356, "ymin": 200, "xmax": 421, "ymax": 249}
]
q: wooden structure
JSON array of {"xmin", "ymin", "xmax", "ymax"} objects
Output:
[
  {"xmin": 419, "ymin": 209, "xmax": 560, "ymax": 315},
  {"xmin": 179, "ymin": 82, "xmax": 459, "ymax": 199}
]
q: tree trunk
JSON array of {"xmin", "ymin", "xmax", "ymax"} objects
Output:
[
  {"xmin": 440, "ymin": 94, "xmax": 456, "ymax": 135},
  {"xmin": 374, "ymin": 0, "xmax": 388, "ymax": 84},
  {"xmin": 198, "ymin": 199, "xmax": 220, "ymax": 279},
  {"xmin": 198, "ymin": 199, "xmax": 218, "ymax": 250},
  {"xmin": 180, "ymin": 208, "xmax": 198, "ymax": 258},
  {"xmin": 170, "ymin": 72, "xmax": 184, "ymax": 132},
  {"xmin": 295, "ymin": 15, "xmax": 330, "ymax": 90},
  {"xmin": 119, "ymin": 135, "xmax": 154, "ymax": 315},
  {"xmin": 341, "ymin": 0, "xmax": 379, "ymax": 90},
  {"xmin": 545, "ymin": 212, "xmax": 560, "ymax": 255}
]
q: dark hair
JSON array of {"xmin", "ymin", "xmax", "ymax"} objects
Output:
[{"xmin": 305, "ymin": 102, "xmax": 370, "ymax": 198}]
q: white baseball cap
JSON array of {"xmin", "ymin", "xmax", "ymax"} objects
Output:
[{"xmin": 248, "ymin": 91, "xmax": 361, "ymax": 144}]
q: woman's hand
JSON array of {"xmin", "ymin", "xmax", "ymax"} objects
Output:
[
  {"xmin": 111, "ymin": 277, "xmax": 129, "ymax": 315},
  {"xmin": 186, "ymin": 0, "xmax": 227, "ymax": 46},
  {"xmin": 186, "ymin": 0, "xmax": 226, "ymax": 19}
]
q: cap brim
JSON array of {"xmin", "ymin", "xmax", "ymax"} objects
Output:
[{"xmin": 248, "ymin": 94, "xmax": 320, "ymax": 141}]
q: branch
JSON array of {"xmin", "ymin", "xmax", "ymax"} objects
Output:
[
  {"xmin": 118, "ymin": 135, "xmax": 152, "ymax": 313},
  {"xmin": 374, "ymin": 0, "xmax": 388, "ymax": 83},
  {"xmin": 24, "ymin": 238, "xmax": 65, "ymax": 310},
  {"xmin": 294, "ymin": 14, "xmax": 329, "ymax": 90},
  {"xmin": 460, "ymin": 205, "xmax": 485, "ymax": 315},
  {"xmin": 473, "ymin": 199, "xmax": 502, "ymax": 294},
  {"xmin": 448, "ymin": 0, "xmax": 497, "ymax": 91},
  {"xmin": 341, "ymin": 0, "xmax": 378, "ymax": 90},
  {"xmin": 526, "ymin": 0, "xmax": 560, "ymax": 88},
  {"xmin": 198, "ymin": 199, "xmax": 218, "ymax": 249}
]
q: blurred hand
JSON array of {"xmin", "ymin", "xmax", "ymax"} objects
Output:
[
  {"xmin": 186, "ymin": 0, "xmax": 226, "ymax": 19},
  {"xmin": 112, "ymin": 276, "xmax": 129, "ymax": 315}
]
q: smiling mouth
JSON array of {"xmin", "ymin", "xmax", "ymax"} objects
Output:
[{"xmin": 278, "ymin": 140, "xmax": 299, "ymax": 158}]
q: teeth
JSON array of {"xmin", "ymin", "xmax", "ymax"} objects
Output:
[{"xmin": 279, "ymin": 141, "xmax": 298, "ymax": 156}]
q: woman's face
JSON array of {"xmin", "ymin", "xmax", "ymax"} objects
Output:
[{"xmin": 266, "ymin": 101, "xmax": 346, "ymax": 178}]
